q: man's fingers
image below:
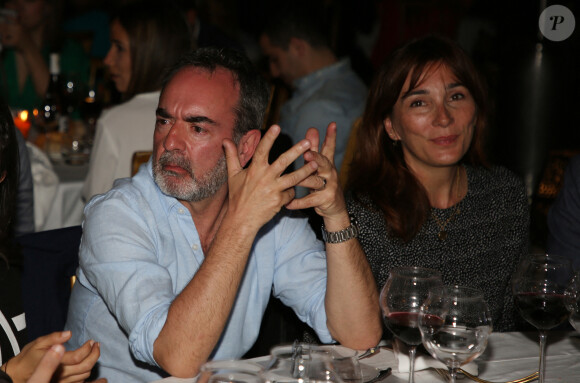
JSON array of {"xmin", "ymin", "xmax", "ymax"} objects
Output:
[
  {"xmin": 252, "ymin": 125, "xmax": 281, "ymax": 164},
  {"xmin": 305, "ymin": 127, "xmax": 320, "ymax": 153},
  {"xmin": 320, "ymin": 122, "xmax": 337, "ymax": 163},
  {"xmin": 223, "ymin": 138, "xmax": 243, "ymax": 178},
  {"xmin": 271, "ymin": 138, "xmax": 312, "ymax": 177}
]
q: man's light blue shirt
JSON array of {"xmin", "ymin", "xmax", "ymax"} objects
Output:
[
  {"xmin": 279, "ymin": 58, "xmax": 367, "ymax": 194},
  {"xmin": 65, "ymin": 161, "xmax": 332, "ymax": 383}
]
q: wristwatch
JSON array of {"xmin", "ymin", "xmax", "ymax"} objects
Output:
[{"xmin": 321, "ymin": 215, "xmax": 360, "ymax": 244}]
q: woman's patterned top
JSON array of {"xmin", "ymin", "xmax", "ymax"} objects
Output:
[{"xmin": 347, "ymin": 165, "xmax": 530, "ymax": 332}]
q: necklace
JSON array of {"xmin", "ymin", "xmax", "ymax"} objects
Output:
[{"xmin": 431, "ymin": 166, "xmax": 462, "ymax": 241}]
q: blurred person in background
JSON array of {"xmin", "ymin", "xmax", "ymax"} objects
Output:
[
  {"xmin": 81, "ymin": 0, "xmax": 191, "ymax": 202},
  {"xmin": 259, "ymin": 1, "xmax": 367, "ymax": 195},
  {"xmin": 0, "ymin": 0, "xmax": 90, "ymax": 111}
]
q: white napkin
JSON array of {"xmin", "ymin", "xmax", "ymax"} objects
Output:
[
  {"xmin": 392, "ymin": 339, "xmax": 478, "ymax": 375},
  {"xmin": 27, "ymin": 142, "xmax": 59, "ymax": 231}
]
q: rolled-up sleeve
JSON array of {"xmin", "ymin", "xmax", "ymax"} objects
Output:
[
  {"xmin": 80, "ymin": 190, "xmax": 177, "ymax": 366},
  {"xmin": 269, "ymin": 213, "xmax": 333, "ymax": 343}
]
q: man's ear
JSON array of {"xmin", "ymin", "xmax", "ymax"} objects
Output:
[
  {"xmin": 238, "ymin": 129, "xmax": 262, "ymax": 167},
  {"xmin": 288, "ymin": 37, "xmax": 307, "ymax": 57}
]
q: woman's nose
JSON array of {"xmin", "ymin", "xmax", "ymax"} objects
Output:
[
  {"xmin": 433, "ymin": 103, "xmax": 454, "ymax": 127},
  {"xmin": 103, "ymin": 48, "xmax": 114, "ymax": 68}
]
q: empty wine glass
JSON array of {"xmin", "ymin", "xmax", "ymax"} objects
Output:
[
  {"xmin": 379, "ymin": 267, "xmax": 443, "ymax": 383},
  {"xmin": 419, "ymin": 285, "xmax": 492, "ymax": 383},
  {"xmin": 566, "ymin": 271, "xmax": 580, "ymax": 332},
  {"xmin": 512, "ymin": 254, "xmax": 574, "ymax": 383},
  {"xmin": 263, "ymin": 343, "xmax": 360, "ymax": 383},
  {"xmin": 198, "ymin": 360, "xmax": 264, "ymax": 383}
]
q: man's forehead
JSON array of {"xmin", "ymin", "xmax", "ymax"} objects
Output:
[{"xmin": 170, "ymin": 66, "xmax": 239, "ymax": 91}]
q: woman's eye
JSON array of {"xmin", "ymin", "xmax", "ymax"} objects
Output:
[{"xmin": 451, "ymin": 93, "xmax": 465, "ymax": 101}]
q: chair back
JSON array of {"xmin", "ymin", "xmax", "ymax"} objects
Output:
[
  {"xmin": 132, "ymin": 151, "xmax": 152, "ymax": 176},
  {"xmin": 339, "ymin": 117, "xmax": 362, "ymax": 188},
  {"xmin": 16, "ymin": 226, "xmax": 82, "ymax": 342}
]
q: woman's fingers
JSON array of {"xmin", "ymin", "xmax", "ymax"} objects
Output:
[{"xmin": 27, "ymin": 345, "xmax": 65, "ymax": 383}]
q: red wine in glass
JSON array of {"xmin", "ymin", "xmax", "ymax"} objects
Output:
[
  {"xmin": 385, "ymin": 312, "xmax": 445, "ymax": 346},
  {"xmin": 380, "ymin": 267, "xmax": 443, "ymax": 383},
  {"xmin": 512, "ymin": 254, "xmax": 574, "ymax": 383}
]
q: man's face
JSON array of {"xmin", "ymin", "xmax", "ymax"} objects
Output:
[
  {"xmin": 152, "ymin": 67, "xmax": 240, "ymax": 202},
  {"xmin": 259, "ymin": 34, "xmax": 301, "ymax": 86}
]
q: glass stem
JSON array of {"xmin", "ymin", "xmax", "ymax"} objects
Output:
[
  {"xmin": 538, "ymin": 330, "xmax": 547, "ymax": 383},
  {"xmin": 408, "ymin": 345, "xmax": 417, "ymax": 383},
  {"xmin": 449, "ymin": 367, "xmax": 458, "ymax": 383}
]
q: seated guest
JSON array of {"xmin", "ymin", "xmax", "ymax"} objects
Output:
[
  {"xmin": 0, "ymin": 0, "xmax": 90, "ymax": 111},
  {"xmin": 547, "ymin": 155, "xmax": 580, "ymax": 270},
  {"xmin": 259, "ymin": 2, "xmax": 367, "ymax": 192},
  {"xmin": 81, "ymin": 0, "xmax": 191, "ymax": 201},
  {"xmin": 0, "ymin": 97, "xmax": 102, "ymax": 383},
  {"xmin": 65, "ymin": 47, "xmax": 381, "ymax": 382},
  {"xmin": 345, "ymin": 35, "xmax": 529, "ymax": 332}
]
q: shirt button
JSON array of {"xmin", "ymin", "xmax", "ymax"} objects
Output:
[
  {"xmin": 192, "ymin": 244, "xmax": 199, "ymax": 251},
  {"xmin": 178, "ymin": 208, "xmax": 185, "ymax": 214}
]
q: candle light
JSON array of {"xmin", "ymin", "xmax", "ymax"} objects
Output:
[{"xmin": 14, "ymin": 109, "xmax": 31, "ymax": 139}]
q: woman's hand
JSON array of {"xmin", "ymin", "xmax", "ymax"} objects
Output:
[{"xmin": 5, "ymin": 331, "xmax": 102, "ymax": 383}]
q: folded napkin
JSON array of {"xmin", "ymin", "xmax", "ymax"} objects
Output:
[
  {"xmin": 392, "ymin": 339, "xmax": 478, "ymax": 375},
  {"xmin": 27, "ymin": 142, "xmax": 59, "ymax": 231}
]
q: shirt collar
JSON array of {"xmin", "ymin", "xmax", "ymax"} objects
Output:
[{"xmin": 292, "ymin": 58, "xmax": 351, "ymax": 91}]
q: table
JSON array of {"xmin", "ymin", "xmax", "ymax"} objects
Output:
[
  {"xmin": 153, "ymin": 331, "xmax": 580, "ymax": 383},
  {"xmin": 29, "ymin": 139, "xmax": 88, "ymax": 231},
  {"xmin": 41, "ymin": 162, "xmax": 87, "ymax": 230}
]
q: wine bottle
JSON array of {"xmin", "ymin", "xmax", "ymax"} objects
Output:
[{"xmin": 41, "ymin": 53, "xmax": 67, "ymax": 132}]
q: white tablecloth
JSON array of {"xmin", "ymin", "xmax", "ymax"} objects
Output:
[
  {"xmin": 153, "ymin": 331, "xmax": 580, "ymax": 383},
  {"xmin": 29, "ymin": 141, "xmax": 87, "ymax": 231}
]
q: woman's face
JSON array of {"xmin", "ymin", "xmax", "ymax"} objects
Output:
[
  {"xmin": 104, "ymin": 19, "xmax": 131, "ymax": 94},
  {"xmin": 384, "ymin": 64, "xmax": 477, "ymax": 174},
  {"xmin": 9, "ymin": 0, "xmax": 47, "ymax": 30}
]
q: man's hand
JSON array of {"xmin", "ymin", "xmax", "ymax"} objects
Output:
[
  {"xmin": 286, "ymin": 122, "xmax": 347, "ymax": 221},
  {"xmin": 223, "ymin": 124, "xmax": 319, "ymax": 232}
]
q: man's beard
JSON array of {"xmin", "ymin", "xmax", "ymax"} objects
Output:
[{"xmin": 153, "ymin": 151, "xmax": 227, "ymax": 202}]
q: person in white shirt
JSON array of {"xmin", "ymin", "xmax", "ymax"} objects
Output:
[{"xmin": 82, "ymin": 0, "xmax": 191, "ymax": 201}]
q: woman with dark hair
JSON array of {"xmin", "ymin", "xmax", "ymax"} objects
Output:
[
  {"xmin": 82, "ymin": 0, "xmax": 191, "ymax": 201},
  {"xmin": 0, "ymin": 97, "xmax": 105, "ymax": 383},
  {"xmin": 345, "ymin": 35, "xmax": 529, "ymax": 332}
]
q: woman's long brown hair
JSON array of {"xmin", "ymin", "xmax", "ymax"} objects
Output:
[{"xmin": 346, "ymin": 35, "xmax": 489, "ymax": 242}]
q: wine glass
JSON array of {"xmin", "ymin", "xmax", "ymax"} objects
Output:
[
  {"xmin": 263, "ymin": 343, "xmax": 360, "ymax": 383},
  {"xmin": 566, "ymin": 271, "xmax": 580, "ymax": 332},
  {"xmin": 379, "ymin": 266, "xmax": 443, "ymax": 383},
  {"xmin": 198, "ymin": 360, "xmax": 264, "ymax": 383},
  {"xmin": 512, "ymin": 254, "xmax": 574, "ymax": 383},
  {"xmin": 419, "ymin": 285, "xmax": 492, "ymax": 383}
]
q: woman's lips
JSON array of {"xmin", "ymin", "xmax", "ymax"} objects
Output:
[{"xmin": 432, "ymin": 135, "xmax": 458, "ymax": 145}]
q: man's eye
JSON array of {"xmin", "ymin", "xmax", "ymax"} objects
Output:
[
  {"xmin": 410, "ymin": 100, "xmax": 424, "ymax": 107},
  {"xmin": 193, "ymin": 126, "xmax": 206, "ymax": 134}
]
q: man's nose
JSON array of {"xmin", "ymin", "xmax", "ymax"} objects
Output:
[
  {"xmin": 163, "ymin": 122, "xmax": 187, "ymax": 152},
  {"xmin": 269, "ymin": 62, "xmax": 280, "ymax": 78}
]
